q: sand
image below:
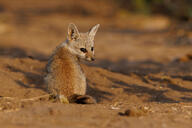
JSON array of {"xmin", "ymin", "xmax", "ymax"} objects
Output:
[{"xmin": 0, "ymin": 0, "xmax": 192, "ymax": 127}]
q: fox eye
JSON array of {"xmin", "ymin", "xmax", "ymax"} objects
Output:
[
  {"xmin": 80, "ymin": 48, "xmax": 87, "ymax": 53},
  {"xmin": 91, "ymin": 47, "xmax": 94, "ymax": 51}
]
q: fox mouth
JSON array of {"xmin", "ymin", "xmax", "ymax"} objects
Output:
[
  {"xmin": 91, "ymin": 58, "xmax": 95, "ymax": 61},
  {"xmin": 86, "ymin": 57, "xmax": 95, "ymax": 61}
]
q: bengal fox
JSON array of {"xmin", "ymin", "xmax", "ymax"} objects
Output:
[{"xmin": 44, "ymin": 23, "xmax": 100, "ymax": 104}]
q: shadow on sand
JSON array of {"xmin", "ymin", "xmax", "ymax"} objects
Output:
[
  {"xmin": 87, "ymin": 58, "xmax": 192, "ymax": 103},
  {"xmin": 0, "ymin": 45, "xmax": 48, "ymax": 61}
]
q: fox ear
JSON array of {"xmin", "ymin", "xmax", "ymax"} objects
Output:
[
  {"xmin": 89, "ymin": 24, "xmax": 100, "ymax": 40},
  {"xmin": 68, "ymin": 23, "xmax": 80, "ymax": 40}
]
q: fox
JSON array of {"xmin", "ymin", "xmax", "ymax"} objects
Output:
[{"xmin": 44, "ymin": 23, "xmax": 100, "ymax": 104}]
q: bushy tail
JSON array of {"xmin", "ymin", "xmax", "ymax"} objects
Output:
[{"xmin": 69, "ymin": 94, "xmax": 97, "ymax": 104}]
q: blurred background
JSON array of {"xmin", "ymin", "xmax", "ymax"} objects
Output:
[
  {"xmin": 115, "ymin": 0, "xmax": 192, "ymax": 21},
  {"xmin": 0, "ymin": 0, "xmax": 191, "ymax": 61},
  {"xmin": 1, "ymin": 0, "xmax": 192, "ymax": 20}
]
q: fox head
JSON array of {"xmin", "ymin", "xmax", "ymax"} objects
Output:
[{"xmin": 66, "ymin": 23, "xmax": 100, "ymax": 61}]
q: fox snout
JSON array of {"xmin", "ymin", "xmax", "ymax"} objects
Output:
[
  {"xmin": 87, "ymin": 57, "xmax": 95, "ymax": 61},
  {"xmin": 85, "ymin": 53, "xmax": 95, "ymax": 61},
  {"xmin": 91, "ymin": 58, "xmax": 95, "ymax": 61}
]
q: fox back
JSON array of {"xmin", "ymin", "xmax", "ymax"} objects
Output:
[{"xmin": 45, "ymin": 23, "xmax": 99, "ymax": 102}]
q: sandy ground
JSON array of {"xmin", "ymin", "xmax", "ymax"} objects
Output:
[{"xmin": 0, "ymin": 1, "xmax": 192, "ymax": 128}]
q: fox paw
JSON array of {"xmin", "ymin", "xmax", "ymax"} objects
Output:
[
  {"xmin": 58, "ymin": 95, "xmax": 69, "ymax": 104},
  {"xmin": 75, "ymin": 95, "xmax": 97, "ymax": 104},
  {"xmin": 49, "ymin": 94, "xmax": 69, "ymax": 104}
]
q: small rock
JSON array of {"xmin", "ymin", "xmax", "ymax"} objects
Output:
[
  {"xmin": 177, "ymin": 54, "xmax": 192, "ymax": 62},
  {"xmin": 119, "ymin": 107, "xmax": 147, "ymax": 117}
]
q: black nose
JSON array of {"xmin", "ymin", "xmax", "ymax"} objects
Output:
[{"xmin": 91, "ymin": 58, "xmax": 95, "ymax": 61}]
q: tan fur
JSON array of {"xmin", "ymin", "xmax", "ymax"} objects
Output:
[
  {"xmin": 44, "ymin": 23, "xmax": 99, "ymax": 103},
  {"xmin": 45, "ymin": 47, "xmax": 86, "ymax": 100}
]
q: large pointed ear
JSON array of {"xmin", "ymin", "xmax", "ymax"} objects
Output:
[
  {"xmin": 88, "ymin": 24, "xmax": 100, "ymax": 40},
  {"xmin": 68, "ymin": 23, "xmax": 80, "ymax": 40}
]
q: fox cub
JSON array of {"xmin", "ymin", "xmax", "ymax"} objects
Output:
[{"xmin": 45, "ymin": 23, "xmax": 100, "ymax": 104}]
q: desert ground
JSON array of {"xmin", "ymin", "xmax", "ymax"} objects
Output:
[{"xmin": 0, "ymin": 0, "xmax": 192, "ymax": 128}]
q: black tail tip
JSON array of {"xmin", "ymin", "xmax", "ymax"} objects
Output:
[{"xmin": 74, "ymin": 95, "xmax": 97, "ymax": 104}]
